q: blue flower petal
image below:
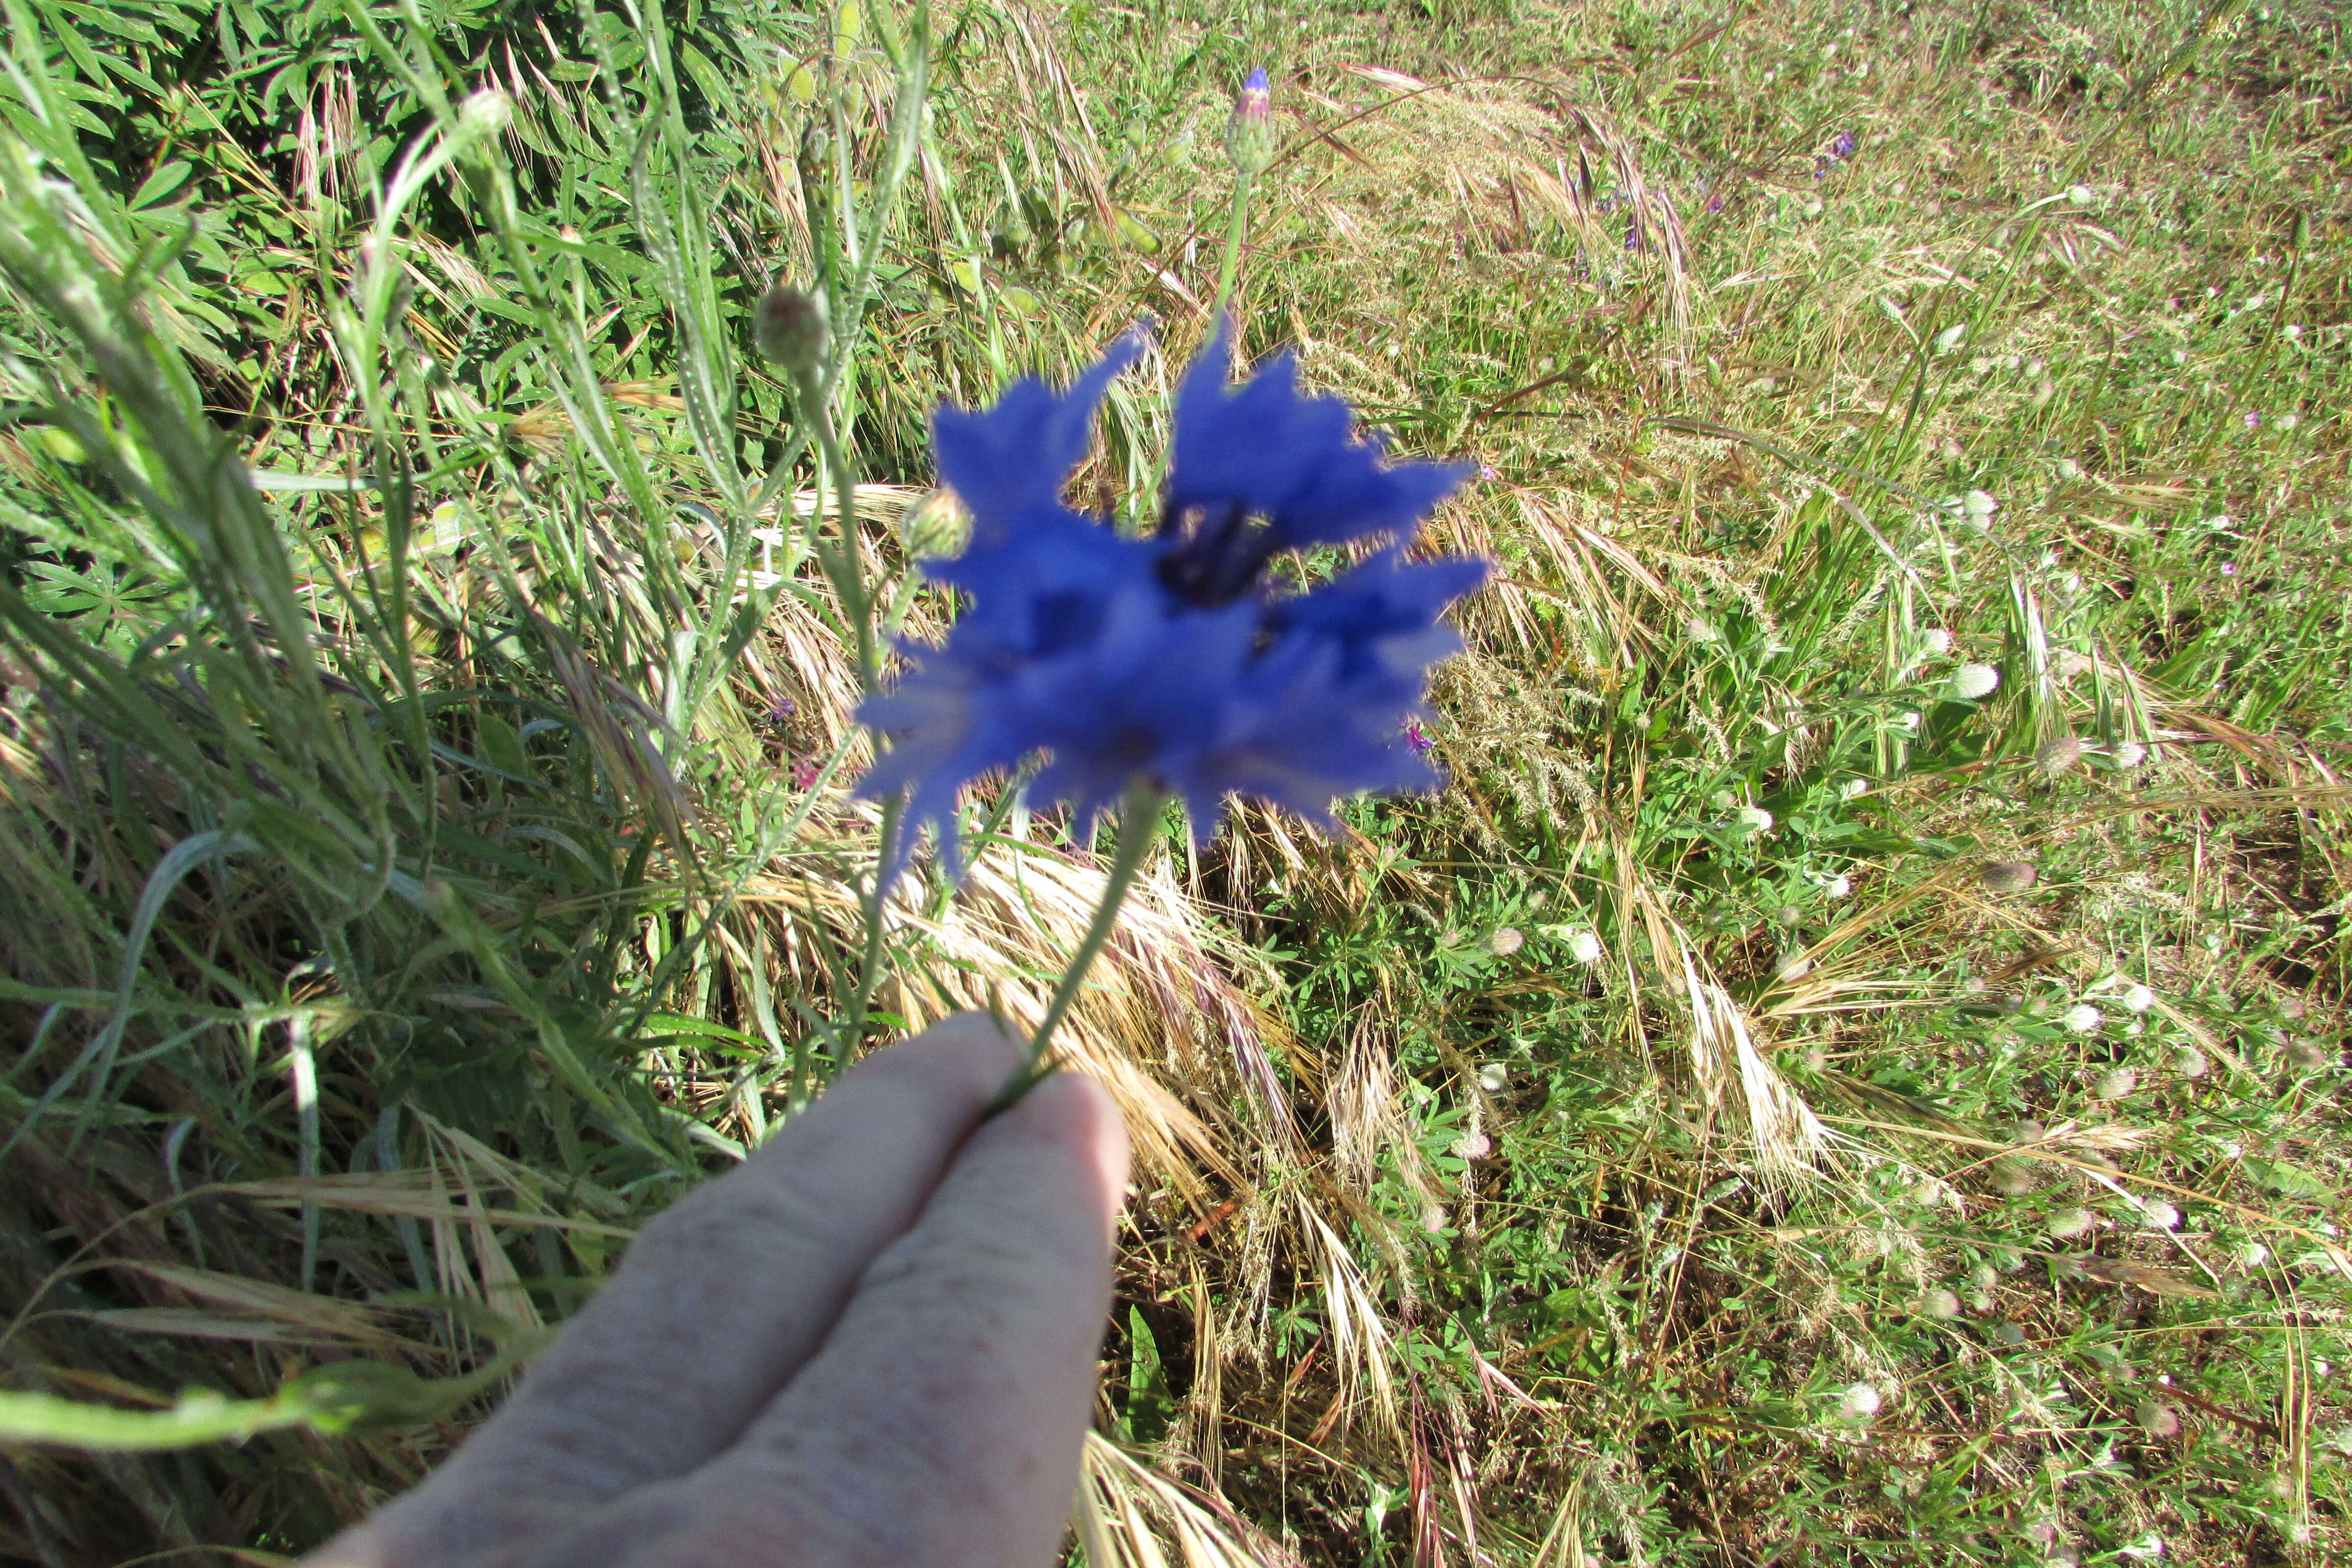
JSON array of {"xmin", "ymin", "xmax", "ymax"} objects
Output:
[
  {"xmin": 926, "ymin": 505, "xmax": 1160, "ymax": 664},
  {"xmin": 861, "ymin": 329, "xmax": 1486, "ymax": 890},
  {"xmin": 1168, "ymin": 320, "xmax": 1472, "ymax": 552},
  {"xmin": 1269, "ymin": 550, "xmax": 1488, "ymax": 689},
  {"xmin": 931, "ymin": 334, "xmax": 1145, "ymax": 547}
]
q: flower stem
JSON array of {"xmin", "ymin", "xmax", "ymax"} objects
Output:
[
  {"xmin": 1212, "ymin": 170, "xmax": 1253, "ymax": 320},
  {"xmin": 793, "ymin": 364, "xmax": 877, "ymax": 687},
  {"xmin": 987, "ymin": 781, "xmax": 1164, "ymax": 1115}
]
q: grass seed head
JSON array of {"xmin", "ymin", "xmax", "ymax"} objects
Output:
[
  {"xmin": 2283, "ymin": 1037, "xmax": 2331, "ymax": 1070},
  {"xmin": 2037, "ymin": 736, "xmax": 2086, "ymax": 775},
  {"xmin": 1980, "ymin": 860, "xmax": 2039, "ymax": 894},
  {"xmin": 1952, "ymin": 662, "xmax": 2001, "ymax": 700}
]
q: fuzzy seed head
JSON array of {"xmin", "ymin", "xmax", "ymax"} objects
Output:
[
  {"xmin": 1922, "ymin": 1288, "xmax": 1962, "ymax": 1319},
  {"xmin": 2038, "ymin": 736, "xmax": 2086, "ymax": 775},
  {"xmin": 1838, "ymin": 1381, "xmax": 1882, "ymax": 1419},
  {"xmin": 1488, "ymin": 926, "xmax": 1525, "ymax": 957},
  {"xmin": 1920, "ymin": 627, "xmax": 1952, "ymax": 655},
  {"xmin": 2064, "ymin": 1004, "xmax": 2105, "ymax": 1034},
  {"xmin": 2139, "ymin": 1197, "xmax": 2180, "ymax": 1231},
  {"xmin": 1566, "ymin": 929, "xmax": 1603, "ymax": 965},
  {"xmin": 1980, "ymin": 860, "xmax": 2038, "ymax": 894},
  {"xmin": 2120, "ymin": 983, "xmax": 2155, "ymax": 1013},
  {"xmin": 2113, "ymin": 741, "xmax": 2147, "ymax": 769},
  {"xmin": 2093, "ymin": 1067, "xmax": 2136, "ymax": 1100},
  {"xmin": 2136, "ymin": 1400, "xmax": 2181, "ymax": 1438},
  {"xmin": 1952, "ymin": 662, "xmax": 2001, "ymax": 700},
  {"xmin": 2284, "ymin": 1037, "xmax": 2331, "ymax": 1070},
  {"xmin": 1477, "ymin": 1062, "xmax": 1509, "ymax": 1092},
  {"xmin": 1733, "ymin": 804, "xmax": 1774, "ymax": 833},
  {"xmin": 2172, "ymin": 1047, "xmax": 2209, "ymax": 1079},
  {"xmin": 2047, "ymin": 1206, "xmax": 2094, "ymax": 1239}
]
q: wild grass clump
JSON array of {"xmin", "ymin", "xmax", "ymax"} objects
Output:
[{"xmin": 3, "ymin": 0, "xmax": 2349, "ymax": 1564}]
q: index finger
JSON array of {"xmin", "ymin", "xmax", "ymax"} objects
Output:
[{"xmin": 364, "ymin": 1014, "xmax": 1025, "ymax": 1535}]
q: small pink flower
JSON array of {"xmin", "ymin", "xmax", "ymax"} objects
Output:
[
  {"xmin": 2245, "ymin": 410, "xmax": 2261, "ymax": 429},
  {"xmin": 2221, "ymin": 562, "xmax": 2236, "ymax": 576},
  {"xmin": 791, "ymin": 757, "xmax": 820, "ymax": 790}
]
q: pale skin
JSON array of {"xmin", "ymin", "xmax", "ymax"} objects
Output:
[{"xmin": 306, "ymin": 1014, "xmax": 1130, "ymax": 1568}]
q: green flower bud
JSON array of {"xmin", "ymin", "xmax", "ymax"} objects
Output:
[
  {"xmin": 754, "ymin": 284, "xmax": 830, "ymax": 374},
  {"xmin": 1223, "ymin": 68, "xmax": 1275, "ymax": 176}
]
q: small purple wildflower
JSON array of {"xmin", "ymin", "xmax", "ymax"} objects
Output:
[
  {"xmin": 1832, "ymin": 130, "xmax": 1857, "ymax": 161},
  {"xmin": 860, "ymin": 321, "xmax": 1484, "ymax": 883},
  {"xmin": 769, "ymin": 693, "xmax": 798, "ymax": 722},
  {"xmin": 2244, "ymin": 410, "xmax": 2261, "ymax": 429},
  {"xmin": 1706, "ymin": 190, "xmax": 1725, "ymax": 213},
  {"xmin": 1404, "ymin": 717, "xmax": 1435, "ymax": 754},
  {"xmin": 790, "ymin": 756, "xmax": 820, "ymax": 790},
  {"xmin": 2220, "ymin": 561, "xmax": 2236, "ymax": 576}
]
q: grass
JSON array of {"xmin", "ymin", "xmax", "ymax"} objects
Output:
[{"xmin": 1, "ymin": 0, "xmax": 2349, "ymax": 1563}]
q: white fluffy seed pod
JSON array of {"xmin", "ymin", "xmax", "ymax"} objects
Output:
[{"xmin": 1952, "ymin": 663, "xmax": 2001, "ymax": 699}]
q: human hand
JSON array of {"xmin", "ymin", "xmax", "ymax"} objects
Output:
[{"xmin": 306, "ymin": 1013, "xmax": 1130, "ymax": 1568}]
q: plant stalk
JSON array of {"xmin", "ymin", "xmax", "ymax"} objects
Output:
[{"xmin": 987, "ymin": 781, "xmax": 1164, "ymax": 1115}]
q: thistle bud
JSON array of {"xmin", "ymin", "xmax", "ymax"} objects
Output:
[
  {"xmin": 1224, "ymin": 68, "xmax": 1276, "ymax": 176},
  {"xmin": 755, "ymin": 283, "xmax": 830, "ymax": 375}
]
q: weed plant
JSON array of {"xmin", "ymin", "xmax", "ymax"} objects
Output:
[{"xmin": 0, "ymin": 0, "xmax": 2348, "ymax": 1565}]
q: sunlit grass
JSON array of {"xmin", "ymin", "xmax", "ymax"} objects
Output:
[{"xmin": 0, "ymin": 0, "xmax": 2346, "ymax": 1563}]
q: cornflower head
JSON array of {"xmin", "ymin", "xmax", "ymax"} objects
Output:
[{"xmin": 858, "ymin": 321, "xmax": 1482, "ymax": 887}]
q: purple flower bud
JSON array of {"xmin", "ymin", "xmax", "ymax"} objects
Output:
[{"xmin": 1224, "ymin": 68, "xmax": 1276, "ymax": 175}]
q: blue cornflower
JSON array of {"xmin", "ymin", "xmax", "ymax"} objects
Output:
[{"xmin": 857, "ymin": 323, "xmax": 1482, "ymax": 881}]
